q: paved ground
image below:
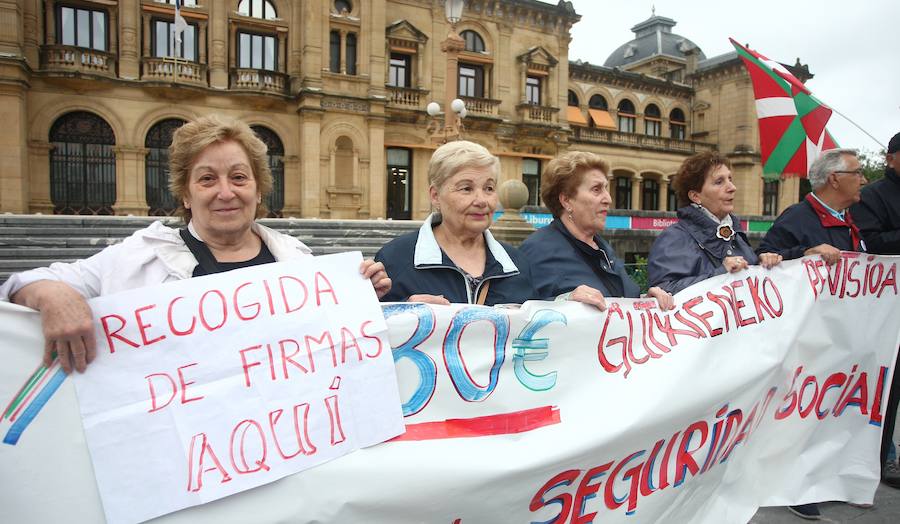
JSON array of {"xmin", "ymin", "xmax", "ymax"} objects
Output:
[
  {"xmin": 750, "ymin": 416, "xmax": 900, "ymax": 523},
  {"xmin": 750, "ymin": 483, "xmax": 900, "ymax": 523}
]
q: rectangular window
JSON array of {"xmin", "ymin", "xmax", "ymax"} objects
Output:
[
  {"xmin": 386, "ymin": 148, "xmax": 413, "ymax": 220},
  {"xmin": 388, "ymin": 53, "xmax": 411, "ymax": 88},
  {"xmin": 60, "ymin": 6, "xmax": 107, "ymax": 51},
  {"xmin": 152, "ymin": 20, "xmax": 197, "ymax": 61},
  {"xmin": 763, "ymin": 180, "xmax": 780, "ymax": 216},
  {"xmin": 642, "ymin": 179, "xmax": 659, "ymax": 210},
  {"xmin": 670, "ymin": 123, "xmax": 686, "ymax": 140},
  {"xmin": 346, "ymin": 33, "xmax": 357, "ymax": 75},
  {"xmin": 645, "ymin": 119, "xmax": 661, "ymax": 137},
  {"xmin": 615, "ymin": 177, "xmax": 632, "ymax": 210},
  {"xmin": 525, "ymin": 76, "xmax": 541, "ymax": 105},
  {"xmin": 522, "ymin": 158, "xmax": 541, "ymax": 206},
  {"xmin": 459, "ymin": 64, "xmax": 484, "ymax": 98},
  {"xmin": 618, "ymin": 115, "xmax": 635, "ymax": 134},
  {"xmin": 329, "ymin": 31, "xmax": 341, "ymax": 73},
  {"xmin": 668, "ymin": 186, "xmax": 678, "ymax": 211},
  {"xmin": 238, "ymin": 31, "xmax": 277, "ymax": 71}
]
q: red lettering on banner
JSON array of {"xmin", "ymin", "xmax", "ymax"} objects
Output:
[
  {"xmin": 101, "ymin": 313, "xmax": 140, "ymax": 354},
  {"xmin": 134, "ymin": 304, "xmax": 167, "ymax": 346},
  {"xmin": 186, "ymin": 433, "xmax": 232, "ymax": 492},
  {"xmin": 314, "ymin": 271, "xmax": 339, "ymax": 306},
  {"xmin": 167, "ymin": 296, "xmax": 196, "ymax": 336}
]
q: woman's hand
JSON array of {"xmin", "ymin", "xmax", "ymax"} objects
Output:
[
  {"xmin": 407, "ymin": 294, "xmax": 451, "ymax": 305},
  {"xmin": 12, "ymin": 280, "xmax": 96, "ymax": 374},
  {"xmin": 758, "ymin": 252, "xmax": 783, "ymax": 269},
  {"xmin": 723, "ymin": 256, "xmax": 749, "ymax": 273},
  {"xmin": 647, "ymin": 286, "xmax": 675, "ymax": 310},
  {"xmin": 568, "ymin": 285, "xmax": 608, "ymax": 311},
  {"xmin": 360, "ymin": 259, "xmax": 392, "ymax": 299}
]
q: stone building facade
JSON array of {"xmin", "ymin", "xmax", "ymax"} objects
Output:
[{"xmin": 0, "ymin": 1, "xmax": 805, "ymax": 220}]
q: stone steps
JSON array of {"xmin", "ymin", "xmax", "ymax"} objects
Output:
[{"xmin": 0, "ymin": 215, "xmax": 420, "ymax": 285}]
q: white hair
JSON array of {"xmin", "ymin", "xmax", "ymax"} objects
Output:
[
  {"xmin": 427, "ymin": 140, "xmax": 500, "ymax": 190},
  {"xmin": 807, "ymin": 148, "xmax": 858, "ymax": 190}
]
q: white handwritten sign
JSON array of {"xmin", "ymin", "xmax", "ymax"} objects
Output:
[{"xmin": 72, "ymin": 252, "xmax": 404, "ymax": 524}]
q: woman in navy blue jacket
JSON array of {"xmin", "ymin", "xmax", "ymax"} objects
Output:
[
  {"xmin": 375, "ymin": 140, "xmax": 535, "ymax": 306},
  {"xmin": 648, "ymin": 152, "xmax": 782, "ymax": 295},
  {"xmin": 520, "ymin": 151, "xmax": 673, "ymax": 311}
]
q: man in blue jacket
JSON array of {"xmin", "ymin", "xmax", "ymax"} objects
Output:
[
  {"xmin": 758, "ymin": 148, "xmax": 867, "ymax": 520},
  {"xmin": 851, "ymin": 132, "xmax": 900, "ymax": 489}
]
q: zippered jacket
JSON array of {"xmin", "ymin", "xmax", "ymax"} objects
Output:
[{"xmin": 519, "ymin": 218, "xmax": 639, "ymax": 300}]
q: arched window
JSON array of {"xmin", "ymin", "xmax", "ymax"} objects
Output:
[
  {"xmin": 567, "ymin": 90, "xmax": 579, "ymax": 107},
  {"xmin": 49, "ymin": 111, "xmax": 116, "ymax": 215},
  {"xmin": 237, "ymin": 0, "xmax": 277, "ymax": 20},
  {"xmin": 334, "ymin": 136, "xmax": 354, "ymax": 188},
  {"xmin": 588, "ymin": 94, "xmax": 608, "ymax": 110},
  {"xmin": 334, "ymin": 0, "xmax": 352, "ymax": 13},
  {"xmin": 617, "ymin": 99, "xmax": 636, "ymax": 134},
  {"xmin": 251, "ymin": 126, "xmax": 285, "ymax": 218},
  {"xmin": 145, "ymin": 118, "xmax": 186, "ymax": 216},
  {"xmin": 644, "ymin": 104, "xmax": 661, "ymax": 136},
  {"xmin": 670, "ymin": 108, "xmax": 686, "ymax": 140},
  {"xmin": 460, "ymin": 30, "xmax": 485, "ymax": 53}
]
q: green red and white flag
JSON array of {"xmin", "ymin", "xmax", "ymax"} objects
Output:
[{"xmin": 730, "ymin": 38, "xmax": 838, "ymax": 180}]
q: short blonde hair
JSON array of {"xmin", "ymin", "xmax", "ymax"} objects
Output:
[
  {"xmin": 541, "ymin": 151, "xmax": 610, "ymax": 218},
  {"xmin": 168, "ymin": 114, "xmax": 273, "ymax": 221},
  {"xmin": 427, "ymin": 140, "xmax": 500, "ymax": 191}
]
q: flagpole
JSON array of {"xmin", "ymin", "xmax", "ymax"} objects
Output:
[{"xmin": 829, "ymin": 107, "xmax": 887, "ymax": 149}]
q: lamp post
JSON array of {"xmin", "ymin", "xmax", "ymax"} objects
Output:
[{"xmin": 427, "ymin": 0, "xmax": 467, "ymax": 143}]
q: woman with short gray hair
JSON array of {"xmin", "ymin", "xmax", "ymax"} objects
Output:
[{"xmin": 375, "ymin": 140, "xmax": 535, "ymax": 305}]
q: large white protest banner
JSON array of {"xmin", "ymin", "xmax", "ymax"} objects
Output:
[{"xmin": 1, "ymin": 253, "xmax": 898, "ymax": 523}]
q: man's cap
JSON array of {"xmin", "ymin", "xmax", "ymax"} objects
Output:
[{"xmin": 889, "ymin": 132, "xmax": 900, "ymax": 154}]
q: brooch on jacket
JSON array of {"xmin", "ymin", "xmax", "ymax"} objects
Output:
[{"xmin": 716, "ymin": 224, "xmax": 735, "ymax": 241}]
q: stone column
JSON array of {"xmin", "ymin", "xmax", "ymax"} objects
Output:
[
  {"xmin": 0, "ymin": 1, "xmax": 23, "ymax": 57},
  {"xmin": 339, "ymin": 29, "xmax": 347, "ymax": 74},
  {"xmin": 198, "ymin": 23, "xmax": 207, "ymax": 64},
  {"xmin": 281, "ymin": 155, "xmax": 301, "ymax": 217},
  {"xmin": 367, "ymin": 114, "xmax": 386, "ymax": 218},
  {"xmin": 660, "ymin": 176, "xmax": 670, "ymax": 212},
  {"xmin": 118, "ymin": 0, "xmax": 140, "ymax": 80},
  {"xmin": 298, "ymin": 107, "xmax": 323, "ymax": 217},
  {"xmin": 208, "ymin": 0, "xmax": 229, "ymax": 88},
  {"xmin": 27, "ymin": 140, "xmax": 52, "ymax": 213},
  {"xmin": 23, "ymin": 0, "xmax": 40, "ymax": 67},
  {"xmin": 630, "ymin": 174, "xmax": 642, "ymax": 210},
  {"xmin": 0, "ymin": 84, "xmax": 29, "ymax": 213},
  {"xmin": 113, "ymin": 146, "xmax": 149, "ymax": 215}
]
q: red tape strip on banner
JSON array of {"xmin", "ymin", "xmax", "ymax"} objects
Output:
[{"xmin": 390, "ymin": 405, "xmax": 561, "ymax": 442}]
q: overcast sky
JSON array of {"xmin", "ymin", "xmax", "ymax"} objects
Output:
[{"xmin": 566, "ymin": 0, "xmax": 897, "ymax": 154}]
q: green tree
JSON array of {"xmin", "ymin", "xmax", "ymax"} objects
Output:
[{"xmin": 859, "ymin": 148, "xmax": 886, "ymax": 182}]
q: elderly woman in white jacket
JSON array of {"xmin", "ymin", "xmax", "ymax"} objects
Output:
[{"xmin": 0, "ymin": 115, "xmax": 391, "ymax": 373}]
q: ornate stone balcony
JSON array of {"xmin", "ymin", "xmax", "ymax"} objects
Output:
[
  {"xmin": 40, "ymin": 45, "xmax": 116, "ymax": 78},
  {"xmin": 386, "ymin": 87, "xmax": 425, "ymax": 108},
  {"xmin": 460, "ymin": 96, "xmax": 501, "ymax": 117},
  {"xmin": 229, "ymin": 68, "xmax": 288, "ymax": 95},
  {"xmin": 141, "ymin": 57, "xmax": 207, "ymax": 87},
  {"xmin": 516, "ymin": 103, "xmax": 558, "ymax": 124},
  {"xmin": 573, "ymin": 127, "xmax": 715, "ymax": 154}
]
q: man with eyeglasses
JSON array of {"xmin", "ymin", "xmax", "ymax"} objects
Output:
[
  {"xmin": 759, "ymin": 149, "xmax": 868, "ymax": 520},
  {"xmin": 759, "ymin": 148, "xmax": 867, "ymax": 264},
  {"xmin": 851, "ymin": 132, "xmax": 900, "ymax": 491}
]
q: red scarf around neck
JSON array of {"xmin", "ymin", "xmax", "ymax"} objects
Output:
[{"xmin": 804, "ymin": 193, "xmax": 862, "ymax": 251}]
